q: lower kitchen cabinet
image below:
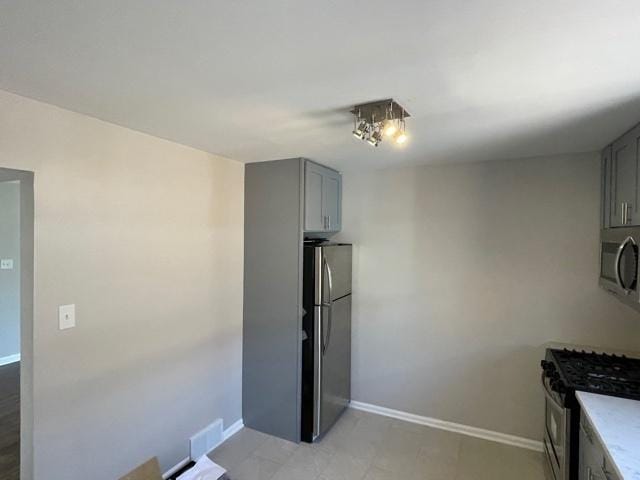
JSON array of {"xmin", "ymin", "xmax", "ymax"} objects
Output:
[{"xmin": 579, "ymin": 416, "xmax": 621, "ymax": 480}]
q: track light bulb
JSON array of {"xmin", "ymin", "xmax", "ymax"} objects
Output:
[
  {"xmin": 382, "ymin": 120, "xmax": 397, "ymax": 137},
  {"xmin": 394, "ymin": 130, "xmax": 408, "ymax": 145}
]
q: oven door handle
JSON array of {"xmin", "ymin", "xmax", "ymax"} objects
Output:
[
  {"xmin": 541, "ymin": 371, "xmax": 564, "ymax": 410},
  {"xmin": 615, "ymin": 236, "xmax": 635, "ymax": 294}
]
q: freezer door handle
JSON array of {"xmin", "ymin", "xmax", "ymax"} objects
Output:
[{"xmin": 321, "ymin": 256, "xmax": 334, "ymax": 354}]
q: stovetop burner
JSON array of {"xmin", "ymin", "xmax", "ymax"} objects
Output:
[{"xmin": 548, "ymin": 348, "xmax": 640, "ymax": 400}]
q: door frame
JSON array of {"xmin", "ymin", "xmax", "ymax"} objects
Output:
[{"xmin": 0, "ymin": 167, "xmax": 34, "ymax": 480}]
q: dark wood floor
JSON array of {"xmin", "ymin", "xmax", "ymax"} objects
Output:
[{"xmin": 0, "ymin": 362, "xmax": 19, "ymax": 480}]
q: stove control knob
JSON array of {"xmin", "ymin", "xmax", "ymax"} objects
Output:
[
  {"xmin": 541, "ymin": 360, "xmax": 556, "ymax": 377},
  {"xmin": 550, "ymin": 379, "xmax": 566, "ymax": 394}
]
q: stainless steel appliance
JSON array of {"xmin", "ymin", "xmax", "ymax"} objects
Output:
[
  {"xmin": 540, "ymin": 349, "xmax": 640, "ymax": 480},
  {"xmin": 599, "ymin": 227, "xmax": 640, "ymax": 312},
  {"xmin": 541, "ymin": 357, "xmax": 573, "ymax": 480},
  {"xmin": 301, "ymin": 242, "xmax": 352, "ymax": 442}
]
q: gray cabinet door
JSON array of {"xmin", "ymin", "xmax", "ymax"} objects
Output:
[
  {"xmin": 601, "ymin": 145, "xmax": 612, "ymax": 229},
  {"xmin": 611, "ymin": 126, "xmax": 640, "ymax": 227},
  {"xmin": 304, "ymin": 160, "xmax": 342, "ymax": 233},
  {"xmin": 323, "ymin": 170, "xmax": 341, "ymax": 232},
  {"xmin": 304, "ymin": 162, "xmax": 325, "ymax": 232}
]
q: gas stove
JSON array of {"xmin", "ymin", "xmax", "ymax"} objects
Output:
[
  {"xmin": 540, "ymin": 348, "xmax": 640, "ymax": 480},
  {"xmin": 541, "ymin": 348, "xmax": 640, "ymax": 406}
]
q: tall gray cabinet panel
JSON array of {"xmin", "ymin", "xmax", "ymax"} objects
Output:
[
  {"xmin": 610, "ymin": 125, "xmax": 640, "ymax": 227},
  {"xmin": 304, "ymin": 161, "xmax": 342, "ymax": 234},
  {"xmin": 243, "ymin": 158, "xmax": 304, "ymax": 443}
]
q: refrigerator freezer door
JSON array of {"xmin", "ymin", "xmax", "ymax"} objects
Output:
[
  {"xmin": 315, "ymin": 245, "xmax": 352, "ymax": 305},
  {"xmin": 319, "ymin": 294, "xmax": 352, "ymax": 437}
]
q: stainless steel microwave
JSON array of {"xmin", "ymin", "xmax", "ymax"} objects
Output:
[{"xmin": 600, "ymin": 227, "xmax": 640, "ymax": 312}]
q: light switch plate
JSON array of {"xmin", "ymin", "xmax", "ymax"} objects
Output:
[
  {"xmin": 59, "ymin": 304, "xmax": 76, "ymax": 330},
  {"xmin": 0, "ymin": 259, "xmax": 13, "ymax": 270}
]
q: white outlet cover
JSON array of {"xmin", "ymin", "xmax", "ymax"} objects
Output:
[
  {"xmin": 59, "ymin": 304, "xmax": 76, "ymax": 330},
  {"xmin": 0, "ymin": 259, "xmax": 13, "ymax": 270}
]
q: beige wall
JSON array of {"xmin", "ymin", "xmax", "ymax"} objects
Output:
[
  {"xmin": 0, "ymin": 90, "xmax": 244, "ymax": 479},
  {"xmin": 337, "ymin": 152, "xmax": 640, "ymax": 441}
]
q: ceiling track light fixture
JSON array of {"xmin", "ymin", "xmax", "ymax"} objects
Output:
[{"xmin": 350, "ymin": 99, "xmax": 410, "ymax": 148}]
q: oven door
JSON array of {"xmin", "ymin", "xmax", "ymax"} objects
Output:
[{"xmin": 542, "ymin": 374, "xmax": 570, "ymax": 480}]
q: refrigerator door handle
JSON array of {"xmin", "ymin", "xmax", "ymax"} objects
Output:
[
  {"xmin": 322, "ymin": 256, "xmax": 334, "ymax": 354},
  {"xmin": 313, "ymin": 305, "xmax": 322, "ymax": 439}
]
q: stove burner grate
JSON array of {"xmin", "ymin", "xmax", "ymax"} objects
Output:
[{"xmin": 551, "ymin": 349, "xmax": 640, "ymax": 398}]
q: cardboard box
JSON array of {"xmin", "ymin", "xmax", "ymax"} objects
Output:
[{"xmin": 119, "ymin": 457, "xmax": 162, "ymax": 480}]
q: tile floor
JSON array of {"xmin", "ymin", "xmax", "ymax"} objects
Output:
[{"xmin": 209, "ymin": 409, "xmax": 545, "ymax": 480}]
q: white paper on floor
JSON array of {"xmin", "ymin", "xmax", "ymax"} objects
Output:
[{"xmin": 176, "ymin": 455, "xmax": 226, "ymax": 480}]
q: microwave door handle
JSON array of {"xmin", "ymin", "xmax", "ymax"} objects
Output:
[{"xmin": 615, "ymin": 236, "xmax": 635, "ymax": 294}]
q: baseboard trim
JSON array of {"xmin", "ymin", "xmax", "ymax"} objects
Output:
[
  {"xmin": 222, "ymin": 419, "xmax": 244, "ymax": 441},
  {"xmin": 162, "ymin": 418, "xmax": 244, "ymax": 479},
  {"xmin": 162, "ymin": 457, "xmax": 191, "ymax": 480},
  {"xmin": 0, "ymin": 354, "xmax": 20, "ymax": 367},
  {"xmin": 349, "ymin": 401, "xmax": 543, "ymax": 452}
]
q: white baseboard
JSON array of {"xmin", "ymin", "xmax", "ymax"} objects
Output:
[
  {"xmin": 222, "ymin": 419, "xmax": 244, "ymax": 441},
  {"xmin": 0, "ymin": 354, "xmax": 20, "ymax": 367},
  {"xmin": 350, "ymin": 401, "xmax": 543, "ymax": 452},
  {"xmin": 162, "ymin": 418, "xmax": 244, "ymax": 479},
  {"xmin": 162, "ymin": 457, "xmax": 192, "ymax": 480}
]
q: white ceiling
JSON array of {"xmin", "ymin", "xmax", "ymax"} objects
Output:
[{"xmin": 2, "ymin": 1, "xmax": 640, "ymax": 171}]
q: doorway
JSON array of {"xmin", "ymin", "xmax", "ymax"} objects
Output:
[{"xmin": 0, "ymin": 168, "xmax": 33, "ymax": 480}]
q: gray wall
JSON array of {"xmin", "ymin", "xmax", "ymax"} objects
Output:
[
  {"xmin": 336, "ymin": 152, "xmax": 640, "ymax": 441},
  {"xmin": 0, "ymin": 89, "xmax": 244, "ymax": 480},
  {"xmin": 0, "ymin": 180, "xmax": 20, "ymax": 358}
]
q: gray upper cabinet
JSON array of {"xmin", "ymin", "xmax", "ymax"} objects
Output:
[
  {"xmin": 602, "ymin": 122, "xmax": 640, "ymax": 228},
  {"xmin": 304, "ymin": 163, "xmax": 325, "ymax": 232},
  {"xmin": 610, "ymin": 124, "xmax": 640, "ymax": 227},
  {"xmin": 323, "ymin": 169, "xmax": 342, "ymax": 232},
  {"xmin": 304, "ymin": 160, "xmax": 342, "ymax": 234}
]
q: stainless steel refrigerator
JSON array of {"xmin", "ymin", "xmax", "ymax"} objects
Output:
[{"xmin": 301, "ymin": 242, "xmax": 352, "ymax": 442}]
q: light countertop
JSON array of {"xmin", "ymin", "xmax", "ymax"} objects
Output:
[{"xmin": 576, "ymin": 391, "xmax": 640, "ymax": 480}]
